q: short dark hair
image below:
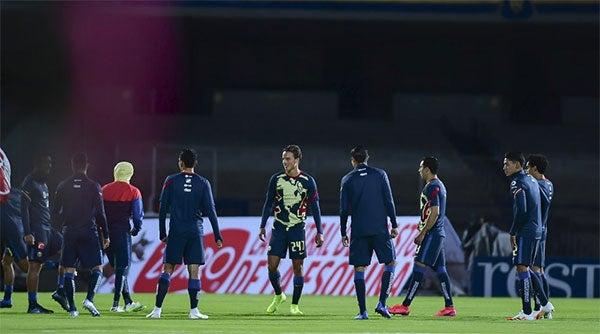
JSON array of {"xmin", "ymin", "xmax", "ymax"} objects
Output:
[
  {"xmin": 179, "ymin": 149, "xmax": 197, "ymax": 168},
  {"xmin": 504, "ymin": 152, "xmax": 525, "ymax": 167},
  {"xmin": 283, "ymin": 144, "xmax": 302, "ymax": 160},
  {"xmin": 71, "ymin": 152, "xmax": 88, "ymax": 171},
  {"xmin": 527, "ymin": 154, "xmax": 549, "ymax": 174},
  {"xmin": 422, "ymin": 156, "xmax": 439, "ymax": 174},
  {"xmin": 350, "ymin": 146, "xmax": 369, "ymax": 163}
]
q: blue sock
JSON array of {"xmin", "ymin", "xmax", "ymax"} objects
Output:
[
  {"xmin": 292, "ymin": 276, "xmax": 304, "ymax": 305},
  {"xmin": 28, "ymin": 291, "xmax": 37, "ymax": 303},
  {"xmin": 155, "ymin": 273, "xmax": 171, "ymax": 308},
  {"xmin": 529, "ymin": 270, "xmax": 548, "ymax": 307},
  {"xmin": 518, "ymin": 271, "xmax": 532, "ymax": 315},
  {"xmin": 65, "ymin": 272, "xmax": 76, "ymax": 311},
  {"xmin": 436, "ymin": 266, "xmax": 454, "ymax": 307},
  {"xmin": 403, "ymin": 265, "xmax": 425, "ymax": 307},
  {"xmin": 86, "ymin": 269, "xmax": 102, "ymax": 302},
  {"xmin": 122, "ymin": 277, "xmax": 133, "ymax": 305},
  {"xmin": 3, "ymin": 285, "xmax": 13, "ymax": 300},
  {"xmin": 269, "ymin": 271, "xmax": 282, "ymax": 295},
  {"xmin": 113, "ymin": 268, "xmax": 125, "ymax": 307},
  {"xmin": 354, "ymin": 271, "xmax": 366, "ymax": 313},
  {"xmin": 379, "ymin": 265, "xmax": 395, "ymax": 306},
  {"xmin": 188, "ymin": 279, "xmax": 201, "ymax": 309},
  {"xmin": 541, "ymin": 273, "xmax": 550, "ymax": 299}
]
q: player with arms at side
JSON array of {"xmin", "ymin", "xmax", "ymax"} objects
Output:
[
  {"xmin": 53, "ymin": 153, "xmax": 110, "ymax": 317},
  {"xmin": 525, "ymin": 154, "xmax": 555, "ymax": 318},
  {"xmin": 259, "ymin": 145, "xmax": 324, "ymax": 316},
  {"xmin": 388, "ymin": 157, "xmax": 456, "ymax": 317},
  {"xmin": 340, "ymin": 146, "xmax": 398, "ymax": 320},
  {"xmin": 146, "ymin": 149, "xmax": 223, "ymax": 320},
  {"xmin": 102, "ymin": 161, "xmax": 145, "ymax": 313},
  {"xmin": 0, "ymin": 148, "xmax": 29, "ymax": 309},
  {"xmin": 503, "ymin": 152, "xmax": 553, "ymax": 321}
]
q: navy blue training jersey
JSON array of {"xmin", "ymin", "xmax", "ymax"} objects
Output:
[
  {"xmin": 340, "ymin": 163, "xmax": 397, "ymax": 237},
  {"xmin": 159, "ymin": 172, "xmax": 222, "ymax": 241},
  {"xmin": 52, "ymin": 172, "xmax": 109, "ymax": 239},
  {"xmin": 20, "ymin": 174, "xmax": 51, "ymax": 235},
  {"xmin": 537, "ymin": 178, "xmax": 554, "ymax": 241},
  {"xmin": 508, "ymin": 170, "xmax": 542, "ymax": 239},
  {"xmin": 419, "ymin": 177, "xmax": 447, "ymax": 237},
  {"xmin": 260, "ymin": 170, "xmax": 323, "ymax": 233}
]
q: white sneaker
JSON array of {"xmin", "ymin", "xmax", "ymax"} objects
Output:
[
  {"xmin": 146, "ymin": 307, "xmax": 161, "ymax": 319},
  {"xmin": 507, "ymin": 310, "xmax": 537, "ymax": 321},
  {"xmin": 110, "ymin": 306, "xmax": 125, "ymax": 312},
  {"xmin": 125, "ymin": 302, "xmax": 146, "ymax": 312},
  {"xmin": 541, "ymin": 301, "xmax": 554, "ymax": 318},
  {"xmin": 189, "ymin": 308, "xmax": 209, "ymax": 319},
  {"xmin": 544, "ymin": 312, "xmax": 553, "ymax": 320},
  {"xmin": 82, "ymin": 299, "xmax": 101, "ymax": 317},
  {"xmin": 531, "ymin": 310, "xmax": 541, "ymax": 319}
]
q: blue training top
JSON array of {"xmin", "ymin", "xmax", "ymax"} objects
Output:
[
  {"xmin": 419, "ymin": 177, "xmax": 447, "ymax": 237},
  {"xmin": 508, "ymin": 170, "xmax": 542, "ymax": 239},
  {"xmin": 537, "ymin": 178, "xmax": 554, "ymax": 241},
  {"xmin": 20, "ymin": 174, "xmax": 51, "ymax": 235},
  {"xmin": 340, "ymin": 163, "xmax": 397, "ymax": 237}
]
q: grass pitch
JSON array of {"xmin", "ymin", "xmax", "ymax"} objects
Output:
[{"xmin": 0, "ymin": 293, "xmax": 599, "ymax": 333}]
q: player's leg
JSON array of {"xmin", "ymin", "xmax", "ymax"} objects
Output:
[
  {"xmin": 147, "ymin": 235, "xmax": 182, "ymax": 319},
  {"xmin": 61, "ymin": 233, "xmax": 79, "ymax": 316},
  {"xmin": 1, "ymin": 251, "xmax": 15, "ymax": 308},
  {"xmin": 289, "ymin": 225, "xmax": 307, "ymax": 315},
  {"xmin": 26, "ymin": 230, "xmax": 53, "ymax": 313},
  {"xmin": 431, "ymin": 241, "xmax": 456, "ymax": 317},
  {"xmin": 185, "ymin": 235, "xmax": 207, "ymax": 319},
  {"xmin": 48, "ymin": 229, "xmax": 69, "ymax": 311},
  {"xmin": 348, "ymin": 236, "xmax": 370, "ymax": 319},
  {"xmin": 373, "ymin": 233, "xmax": 396, "ymax": 318},
  {"xmin": 79, "ymin": 231, "xmax": 103, "ymax": 317},
  {"xmin": 508, "ymin": 236, "xmax": 536, "ymax": 320},
  {"xmin": 265, "ymin": 227, "xmax": 286, "ymax": 313}
]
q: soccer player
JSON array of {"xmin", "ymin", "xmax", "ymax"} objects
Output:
[
  {"xmin": 102, "ymin": 161, "xmax": 145, "ymax": 313},
  {"xmin": 340, "ymin": 146, "xmax": 398, "ymax": 320},
  {"xmin": 52, "ymin": 153, "xmax": 110, "ymax": 317},
  {"xmin": 525, "ymin": 154, "xmax": 554, "ymax": 318},
  {"xmin": 388, "ymin": 157, "xmax": 456, "ymax": 317},
  {"xmin": 259, "ymin": 144, "xmax": 324, "ymax": 316},
  {"xmin": 502, "ymin": 152, "xmax": 553, "ymax": 321},
  {"xmin": 21, "ymin": 154, "xmax": 68, "ymax": 313},
  {"xmin": 0, "ymin": 148, "xmax": 29, "ymax": 309},
  {"xmin": 146, "ymin": 149, "xmax": 223, "ymax": 319}
]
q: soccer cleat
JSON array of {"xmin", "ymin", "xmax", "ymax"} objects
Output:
[
  {"xmin": 544, "ymin": 312, "xmax": 553, "ymax": 320},
  {"xmin": 289, "ymin": 304, "xmax": 304, "ymax": 316},
  {"xmin": 189, "ymin": 308, "xmax": 209, "ymax": 319},
  {"xmin": 0, "ymin": 299, "xmax": 12, "ymax": 308},
  {"xmin": 110, "ymin": 306, "xmax": 125, "ymax": 312},
  {"xmin": 353, "ymin": 311, "xmax": 369, "ymax": 320},
  {"xmin": 82, "ymin": 299, "xmax": 101, "ymax": 317},
  {"xmin": 433, "ymin": 306, "xmax": 457, "ymax": 317},
  {"xmin": 266, "ymin": 292, "xmax": 287, "ymax": 313},
  {"xmin": 146, "ymin": 307, "xmax": 162, "ymax": 318},
  {"xmin": 27, "ymin": 302, "xmax": 54, "ymax": 314},
  {"xmin": 125, "ymin": 301, "xmax": 146, "ymax": 312},
  {"xmin": 388, "ymin": 304, "xmax": 410, "ymax": 316},
  {"xmin": 51, "ymin": 291, "xmax": 70, "ymax": 312},
  {"xmin": 69, "ymin": 310, "xmax": 79, "ymax": 317},
  {"xmin": 375, "ymin": 302, "xmax": 391, "ymax": 318},
  {"xmin": 507, "ymin": 310, "xmax": 537, "ymax": 321},
  {"xmin": 540, "ymin": 301, "xmax": 554, "ymax": 318}
]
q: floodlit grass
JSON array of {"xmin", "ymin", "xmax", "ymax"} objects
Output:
[{"xmin": 0, "ymin": 293, "xmax": 599, "ymax": 333}]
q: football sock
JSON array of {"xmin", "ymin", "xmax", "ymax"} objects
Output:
[
  {"xmin": 529, "ymin": 270, "xmax": 548, "ymax": 306},
  {"xmin": 518, "ymin": 270, "xmax": 532, "ymax": 315},
  {"xmin": 354, "ymin": 271, "xmax": 366, "ymax": 313},
  {"xmin": 3, "ymin": 285, "xmax": 13, "ymax": 300},
  {"xmin": 86, "ymin": 269, "xmax": 102, "ymax": 302},
  {"xmin": 188, "ymin": 279, "xmax": 200, "ymax": 309},
  {"xmin": 57, "ymin": 274, "xmax": 65, "ymax": 290},
  {"xmin": 269, "ymin": 271, "xmax": 282, "ymax": 295},
  {"xmin": 403, "ymin": 265, "xmax": 425, "ymax": 307},
  {"xmin": 28, "ymin": 291, "xmax": 37, "ymax": 303},
  {"xmin": 379, "ymin": 265, "xmax": 395, "ymax": 306},
  {"xmin": 65, "ymin": 272, "xmax": 76, "ymax": 311},
  {"xmin": 122, "ymin": 277, "xmax": 133, "ymax": 305},
  {"xmin": 156, "ymin": 273, "xmax": 171, "ymax": 308},
  {"xmin": 541, "ymin": 272, "xmax": 550, "ymax": 299},
  {"xmin": 436, "ymin": 266, "xmax": 454, "ymax": 307},
  {"xmin": 114, "ymin": 268, "xmax": 125, "ymax": 306},
  {"xmin": 292, "ymin": 276, "xmax": 304, "ymax": 305}
]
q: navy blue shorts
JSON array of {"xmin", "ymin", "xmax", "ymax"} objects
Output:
[
  {"xmin": 532, "ymin": 239, "xmax": 546, "ymax": 268},
  {"xmin": 28, "ymin": 227, "xmax": 63, "ymax": 263},
  {"xmin": 268, "ymin": 223, "xmax": 306, "ymax": 260},
  {"xmin": 164, "ymin": 233, "xmax": 205, "ymax": 265},
  {"xmin": 513, "ymin": 236, "xmax": 539, "ymax": 267},
  {"xmin": 61, "ymin": 230, "xmax": 103, "ymax": 269},
  {"xmin": 349, "ymin": 233, "xmax": 396, "ymax": 266},
  {"xmin": 415, "ymin": 232, "xmax": 446, "ymax": 268},
  {"xmin": 105, "ymin": 230, "xmax": 132, "ymax": 270}
]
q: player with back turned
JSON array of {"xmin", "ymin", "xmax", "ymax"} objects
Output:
[
  {"xmin": 146, "ymin": 149, "xmax": 223, "ymax": 320},
  {"xmin": 259, "ymin": 144, "xmax": 324, "ymax": 316}
]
